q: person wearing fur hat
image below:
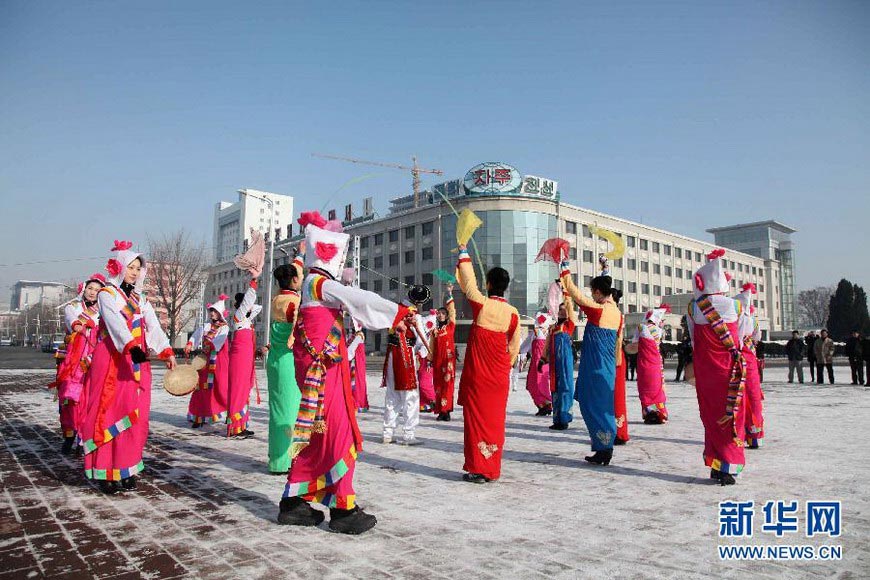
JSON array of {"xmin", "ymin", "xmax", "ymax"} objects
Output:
[
  {"xmin": 265, "ymin": 245, "xmax": 306, "ymax": 474},
  {"xmin": 525, "ymin": 310, "xmax": 554, "ymax": 416},
  {"xmin": 226, "ymin": 275, "xmax": 263, "ymax": 439},
  {"xmin": 429, "ymin": 284, "xmax": 457, "ymax": 421},
  {"xmin": 560, "ymin": 260, "xmax": 624, "ymax": 467},
  {"xmin": 381, "ymin": 284, "xmax": 429, "ymax": 445},
  {"xmin": 278, "ymin": 211, "xmax": 415, "ymax": 534},
  {"xmin": 735, "ymin": 283, "xmax": 764, "ymax": 449},
  {"xmin": 455, "ymin": 245, "xmax": 522, "ymax": 483},
  {"xmin": 632, "ymin": 305, "xmax": 670, "ymax": 425},
  {"xmin": 79, "ymin": 241, "xmax": 175, "ymax": 494},
  {"xmin": 686, "ymin": 249, "xmax": 747, "ymax": 485},
  {"xmin": 184, "ymin": 296, "xmax": 231, "ymax": 428},
  {"xmin": 538, "ymin": 293, "xmax": 578, "ymax": 431},
  {"xmin": 50, "ymin": 273, "xmax": 106, "ymax": 455}
]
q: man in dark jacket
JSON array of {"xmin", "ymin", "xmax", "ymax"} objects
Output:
[
  {"xmin": 674, "ymin": 335, "xmax": 692, "ymax": 381},
  {"xmin": 785, "ymin": 330, "xmax": 806, "ymax": 384},
  {"xmin": 805, "ymin": 331, "xmax": 818, "ymax": 382},
  {"xmin": 846, "ymin": 330, "xmax": 864, "ymax": 385}
]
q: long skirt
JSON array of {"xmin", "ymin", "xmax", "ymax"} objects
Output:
[
  {"xmin": 417, "ymin": 357, "xmax": 436, "ymax": 410},
  {"xmin": 458, "ymin": 325, "xmax": 510, "ymax": 480},
  {"xmin": 227, "ymin": 329, "xmax": 256, "ymax": 436},
  {"xmin": 187, "ymin": 347, "xmax": 229, "ymax": 424},
  {"xmin": 551, "ymin": 333, "xmax": 574, "ymax": 425},
  {"xmin": 575, "ymin": 324, "xmax": 617, "ymax": 452},
  {"xmin": 80, "ymin": 338, "xmax": 151, "ymax": 481},
  {"xmin": 284, "ymin": 305, "xmax": 361, "ymax": 509},
  {"xmin": 743, "ymin": 349, "xmax": 764, "ymax": 447},
  {"xmin": 637, "ymin": 337, "xmax": 668, "ymax": 421},
  {"xmin": 266, "ymin": 322, "xmax": 300, "ymax": 473},
  {"xmin": 526, "ymin": 339, "xmax": 551, "ymax": 408},
  {"xmin": 693, "ymin": 323, "xmax": 746, "ymax": 475},
  {"xmin": 351, "ymin": 343, "xmax": 369, "ymax": 411},
  {"xmin": 614, "ymin": 361, "xmax": 630, "ymax": 442}
]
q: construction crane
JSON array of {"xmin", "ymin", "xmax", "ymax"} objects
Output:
[{"xmin": 312, "ymin": 153, "xmax": 443, "ymax": 208}]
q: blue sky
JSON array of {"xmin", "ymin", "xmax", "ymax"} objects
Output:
[{"xmin": 1, "ymin": 1, "xmax": 868, "ymax": 303}]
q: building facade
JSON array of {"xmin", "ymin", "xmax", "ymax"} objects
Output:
[
  {"xmin": 707, "ymin": 221, "xmax": 797, "ymax": 332},
  {"xmin": 10, "ymin": 281, "xmax": 73, "ymax": 311},
  {"xmin": 206, "ymin": 162, "xmax": 793, "ymax": 350},
  {"xmin": 213, "ymin": 189, "xmax": 295, "ymax": 264}
]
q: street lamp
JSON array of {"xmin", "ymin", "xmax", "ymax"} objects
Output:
[{"xmin": 238, "ymin": 189, "xmax": 275, "ymax": 362}]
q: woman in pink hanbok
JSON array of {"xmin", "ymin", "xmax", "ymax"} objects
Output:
[{"xmin": 80, "ymin": 241, "xmax": 175, "ymax": 494}]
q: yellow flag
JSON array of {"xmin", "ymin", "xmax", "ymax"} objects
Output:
[
  {"xmin": 456, "ymin": 209, "xmax": 483, "ymax": 246},
  {"xmin": 589, "ymin": 225, "xmax": 626, "ymax": 260}
]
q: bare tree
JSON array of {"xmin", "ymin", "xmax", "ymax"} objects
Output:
[
  {"xmin": 147, "ymin": 231, "xmax": 208, "ymax": 346},
  {"xmin": 797, "ymin": 286, "xmax": 834, "ymax": 328}
]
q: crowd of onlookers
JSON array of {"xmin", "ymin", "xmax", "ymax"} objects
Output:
[{"xmin": 784, "ymin": 329, "xmax": 870, "ymax": 385}]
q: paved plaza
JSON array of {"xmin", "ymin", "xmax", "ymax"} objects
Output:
[{"xmin": 1, "ymin": 361, "xmax": 868, "ymax": 579}]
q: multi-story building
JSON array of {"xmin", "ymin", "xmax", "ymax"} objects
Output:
[
  {"xmin": 707, "ymin": 221, "xmax": 797, "ymax": 332},
  {"xmin": 143, "ymin": 261, "xmax": 205, "ymax": 348},
  {"xmin": 207, "ymin": 162, "xmax": 794, "ymax": 350},
  {"xmin": 213, "ymin": 189, "xmax": 295, "ymax": 264},
  {"xmin": 10, "ymin": 280, "xmax": 73, "ymax": 310}
]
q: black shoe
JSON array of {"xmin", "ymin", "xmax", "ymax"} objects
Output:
[
  {"xmin": 719, "ymin": 473, "xmax": 736, "ymax": 486},
  {"xmin": 614, "ymin": 438, "xmax": 627, "ymax": 446},
  {"xmin": 277, "ymin": 497, "xmax": 325, "ymax": 527},
  {"xmin": 232, "ymin": 429, "xmax": 255, "ymax": 439},
  {"xmin": 534, "ymin": 407, "xmax": 547, "ymax": 416},
  {"xmin": 462, "ymin": 473, "xmax": 492, "ymax": 484},
  {"xmin": 61, "ymin": 436, "xmax": 75, "ymax": 455},
  {"xmin": 644, "ymin": 411, "xmax": 661, "ymax": 424},
  {"xmin": 98, "ymin": 481, "xmax": 120, "ymax": 495},
  {"xmin": 436, "ymin": 412, "xmax": 451, "ymax": 422},
  {"xmin": 584, "ymin": 450, "xmax": 613, "ymax": 466},
  {"xmin": 710, "ymin": 469, "xmax": 722, "ymax": 480},
  {"xmin": 121, "ymin": 476, "xmax": 137, "ymax": 491},
  {"xmin": 543, "ymin": 406, "xmax": 553, "ymax": 417},
  {"xmin": 548, "ymin": 423, "xmax": 568, "ymax": 431},
  {"xmin": 328, "ymin": 507, "xmax": 377, "ymax": 535},
  {"xmin": 191, "ymin": 422, "xmax": 203, "ymax": 429}
]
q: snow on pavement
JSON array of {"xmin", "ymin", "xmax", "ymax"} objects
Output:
[{"xmin": 1, "ymin": 366, "xmax": 868, "ymax": 579}]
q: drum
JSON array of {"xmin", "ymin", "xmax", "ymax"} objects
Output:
[{"xmin": 163, "ymin": 355, "xmax": 207, "ymax": 396}]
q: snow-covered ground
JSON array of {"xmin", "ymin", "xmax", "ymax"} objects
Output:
[{"xmin": 1, "ymin": 366, "xmax": 868, "ymax": 579}]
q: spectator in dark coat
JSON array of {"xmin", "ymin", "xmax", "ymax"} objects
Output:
[
  {"xmin": 755, "ymin": 340, "xmax": 766, "ymax": 383},
  {"xmin": 674, "ymin": 335, "xmax": 692, "ymax": 382},
  {"xmin": 785, "ymin": 330, "xmax": 806, "ymax": 384},
  {"xmin": 846, "ymin": 330, "xmax": 864, "ymax": 385},
  {"xmin": 805, "ymin": 331, "xmax": 818, "ymax": 382}
]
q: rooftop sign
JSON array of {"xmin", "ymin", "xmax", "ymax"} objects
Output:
[{"xmin": 461, "ymin": 162, "xmax": 559, "ymax": 201}]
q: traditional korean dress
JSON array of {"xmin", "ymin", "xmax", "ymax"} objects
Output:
[
  {"xmin": 429, "ymin": 294, "xmax": 457, "ymax": 415},
  {"xmin": 525, "ymin": 313, "xmax": 553, "ymax": 412},
  {"xmin": 560, "ymin": 262, "xmax": 623, "ymax": 454},
  {"xmin": 282, "ymin": 215, "xmax": 412, "ymax": 521},
  {"xmin": 347, "ymin": 327, "xmax": 369, "ymax": 412},
  {"xmin": 227, "ymin": 280, "xmax": 262, "ymax": 436},
  {"xmin": 687, "ymin": 251, "xmax": 747, "ymax": 477},
  {"xmin": 456, "ymin": 249, "xmax": 522, "ymax": 480},
  {"xmin": 614, "ymin": 322, "xmax": 630, "ymax": 443},
  {"xmin": 186, "ymin": 303, "xmax": 230, "ymax": 426},
  {"xmin": 80, "ymin": 244, "xmax": 172, "ymax": 483},
  {"xmin": 415, "ymin": 312, "xmax": 437, "ymax": 412},
  {"xmin": 735, "ymin": 286, "xmax": 764, "ymax": 449},
  {"xmin": 266, "ymin": 255, "xmax": 304, "ymax": 473},
  {"xmin": 634, "ymin": 308, "xmax": 669, "ymax": 423},
  {"xmin": 546, "ymin": 298, "xmax": 577, "ymax": 427}
]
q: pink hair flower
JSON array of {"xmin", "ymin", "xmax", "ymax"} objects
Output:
[
  {"xmin": 111, "ymin": 240, "xmax": 133, "ymax": 251},
  {"xmin": 742, "ymin": 282, "xmax": 757, "ymax": 294},
  {"xmin": 706, "ymin": 248, "xmax": 726, "ymax": 260},
  {"xmin": 105, "ymin": 258, "xmax": 123, "ymax": 277}
]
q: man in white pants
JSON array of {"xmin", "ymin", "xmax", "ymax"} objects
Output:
[{"xmin": 382, "ymin": 285, "xmax": 430, "ymax": 445}]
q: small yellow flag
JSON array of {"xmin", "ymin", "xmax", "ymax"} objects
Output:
[{"xmin": 456, "ymin": 209, "xmax": 483, "ymax": 246}]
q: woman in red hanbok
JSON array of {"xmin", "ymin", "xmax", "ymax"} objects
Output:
[
  {"xmin": 429, "ymin": 285, "xmax": 457, "ymax": 421},
  {"xmin": 456, "ymin": 246, "xmax": 522, "ymax": 483}
]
